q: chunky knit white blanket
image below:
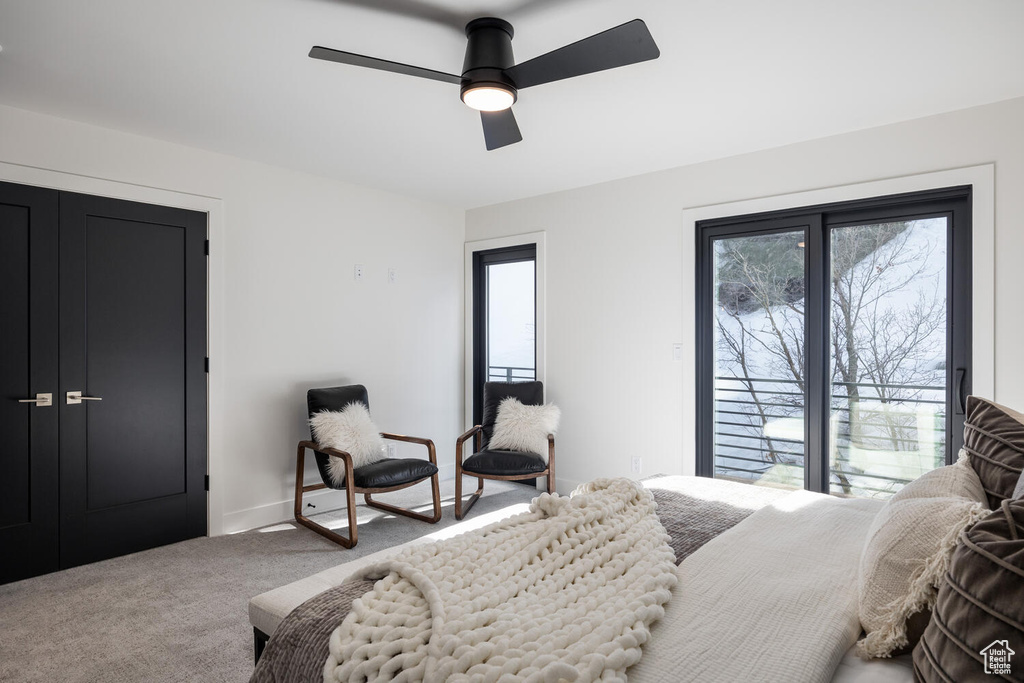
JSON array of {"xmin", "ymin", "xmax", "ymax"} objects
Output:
[{"xmin": 323, "ymin": 478, "xmax": 677, "ymax": 683}]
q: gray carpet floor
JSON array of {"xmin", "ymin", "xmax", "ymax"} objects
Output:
[{"xmin": 0, "ymin": 478, "xmax": 535, "ymax": 683}]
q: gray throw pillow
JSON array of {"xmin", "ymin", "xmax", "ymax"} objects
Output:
[
  {"xmin": 912, "ymin": 499, "xmax": 1024, "ymax": 681},
  {"xmin": 963, "ymin": 396, "xmax": 1024, "ymax": 508}
]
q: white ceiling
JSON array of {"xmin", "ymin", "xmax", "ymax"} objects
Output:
[{"xmin": 1, "ymin": 0, "xmax": 1022, "ymax": 209}]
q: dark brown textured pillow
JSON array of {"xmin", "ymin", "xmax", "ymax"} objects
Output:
[
  {"xmin": 912, "ymin": 498, "xmax": 1024, "ymax": 682},
  {"xmin": 963, "ymin": 396, "xmax": 1024, "ymax": 509}
]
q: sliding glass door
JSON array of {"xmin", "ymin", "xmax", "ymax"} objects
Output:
[
  {"xmin": 709, "ymin": 226, "xmax": 810, "ymax": 490},
  {"xmin": 696, "ymin": 187, "xmax": 971, "ymax": 498},
  {"xmin": 829, "ymin": 217, "xmax": 951, "ymax": 496}
]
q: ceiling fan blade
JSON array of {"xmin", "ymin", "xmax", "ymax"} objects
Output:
[
  {"xmin": 504, "ymin": 19, "xmax": 659, "ymax": 90},
  {"xmin": 309, "ymin": 46, "xmax": 461, "ymax": 85},
  {"xmin": 480, "ymin": 109, "xmax": 522, "ymax": 151}
]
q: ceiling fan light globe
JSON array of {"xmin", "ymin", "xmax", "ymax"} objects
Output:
[{"xmin": 461, "ymin": 86, "xmax": 515, "ymax": 112}]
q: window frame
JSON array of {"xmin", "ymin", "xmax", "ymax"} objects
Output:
[
  {"xmin": 471, "ymin": 243, "xmax": 537, "ymax": 426},
  {"xmin": 695, "ymin": 186, "xmax": 972, "ymax": 494}
]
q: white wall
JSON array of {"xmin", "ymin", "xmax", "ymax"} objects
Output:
[
  {"xmin": 465, "ymin": 96, "xmax": 1024, "ymax": 492},
  {"xmin": 0, "ymin": 105, "xmax": 466, "ymax": 534},
  {"xmin": 6, "ymin": 94, "xmax": 1022, "ymax": 523}
]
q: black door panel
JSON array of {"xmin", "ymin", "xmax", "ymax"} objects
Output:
[
  {"xmin": 0, "ymin": 181, "xmax": 206, "ymax": 583},
  {"xmin": 58, "ymin": 192, "xmax": 207, "ymax": 569},
  {"xmin": 0, "ymin": 182, "xmax": 60, "ymax": 584},
  {"xmin": 84, "ymin": 216, "xmax": 187, "ymax": 508}
]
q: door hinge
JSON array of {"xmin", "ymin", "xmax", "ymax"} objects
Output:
[
  {"xmin": 204, "ymin": 239, "xmax": 210, "ymax": 256},
  {"xmin": 204, "ymin": 357, "xmax": 209, "ymax": 373},
  {"xmin": 204, "ymin": 474, "xmax": 210, "ymax": 491}
]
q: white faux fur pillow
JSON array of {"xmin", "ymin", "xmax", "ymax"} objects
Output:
[
  {"xmin": 856, "ymin": 454, "xmax": 989, "ymax": 658},
  {"xmin": 488, "ymin": 397, "xmax": 560, "ymax": 462},
  {"xmin": 309, "ymin": 402, "xmax": 386, "ymax": 485}
]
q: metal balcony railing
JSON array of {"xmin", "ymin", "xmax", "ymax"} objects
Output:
[
  {"xmin": 713, "ymin": 375, "xmax": 947, "ymax": 498},
  {"xmin": 488, "ymin": 365, "xmax": 536, "ymax": 383}
]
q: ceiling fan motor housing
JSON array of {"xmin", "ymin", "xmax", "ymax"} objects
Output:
[{"xmin": 461, "ymin": 18, "xmax": 518, "ymax": 104}]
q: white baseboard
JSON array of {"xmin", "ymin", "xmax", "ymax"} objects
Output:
[
  {"xmin": 554, "ymin": 476, "xmax": 582, "ymax": 495},
  {"xmin": 220, "ymin": 464, "xmax": 564, "ymax": 535},
  {"xmin": 222, "ymin": 463, "xmax": 460, "ymax": 535},
  {"xmin": 438, "ymin": 462, "xmax": 456, "ymax": 481},
  {"xmin": 221, "ymin": 486, "xmax": 350, "ymax": 535}
]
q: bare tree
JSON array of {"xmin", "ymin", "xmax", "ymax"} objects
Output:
[{"xmin": 715, "ymin": 222, "xmax": 946, "ymax": 495}]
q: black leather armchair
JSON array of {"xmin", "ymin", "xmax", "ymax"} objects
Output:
[
  {"xmin": 455, "ymin": 381, "xmax": 555, "ymax": 519},
  {"xmin": 294, "ymin": 385, "xmax": 441, "ymax": 548}
]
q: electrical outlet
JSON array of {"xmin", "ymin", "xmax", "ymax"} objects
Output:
[
  {"xmin": 388, "ymin": 267, "xmax": 397, "ymax": 284},
  {"xmin": 387, "ymin": 444, "xmax": 396, "ymax": 458},
  {"xmin": 354, "ymin": 264, "xmax": 364, "ymax": 281},
  {"xmin": 631, "ymin": 456, "xmax": 642, "ymax": 474},
  {"xmin": 672, "ymin": 343, "xmax": 683, "ymax": 362}
]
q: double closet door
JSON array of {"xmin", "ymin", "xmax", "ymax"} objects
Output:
[{"xmin": 1, "ymin": 181, "xmax": 207, "ymax": 584}]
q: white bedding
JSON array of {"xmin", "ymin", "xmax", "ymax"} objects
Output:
[
  {"xmin": 629, "ymin": 487, "xmax": 886, "ymax": 683},
  {"xmin": 831, "ymin": 649, "xmax": 914, "ymax": 683}
]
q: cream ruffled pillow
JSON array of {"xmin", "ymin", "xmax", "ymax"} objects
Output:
[
  {"xmin": 856, "ymin": 453, "xmax": 989, "ymax": 658},
  {"xmin": 488, "ymin": 397, "xmax": 560, "ymax": 462},
  {"xmin": 309, "ymin": 402, "xmax": 386, "ymax": 485}
]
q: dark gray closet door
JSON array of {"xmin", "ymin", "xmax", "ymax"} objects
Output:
[
  {"xmin": 58, "ymin": 192, "xmax": 207, "ymax": 569},
  {"xmin": 0, "ymin": 182, "xmax": 60, "ymax": 584}
]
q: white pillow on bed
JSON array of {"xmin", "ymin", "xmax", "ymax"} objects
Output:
[
  {"xmin": 488, "ymin": 397, "xmax": 560, "ymax": 462},
  {"xmin": 856, "ymin": 453, "xmax": 989, "ymax": 658},
  {"xmin": 309, "ymin": 403, "xmax": 386, "ymax": 485}
]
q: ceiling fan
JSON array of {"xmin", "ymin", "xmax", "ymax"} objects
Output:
[{"xmin": 309, "ymin": 17, "xmax": 660, "ymax": 150}]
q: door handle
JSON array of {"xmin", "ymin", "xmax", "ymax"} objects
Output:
[
  {"xmin": 67, "ymin": 391, "xmax": 103, "ymax": 405},
  {"xmin": 17, "ymin": 392, "xmax": 53, "ymax": 407},
  {"xmin": 954, "ymin": 368, "xmax": 967, "ymax": 415}
]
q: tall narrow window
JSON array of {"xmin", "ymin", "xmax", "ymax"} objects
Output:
[
  {"xmin": 696, "ymin": 187, "xmax": 971, "ymax": 498},
  {"xmin": 472, "ymin": 244, "xmax": 537, "ymax": 425}
]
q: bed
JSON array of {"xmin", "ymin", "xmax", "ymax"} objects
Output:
[{"xmin": 248, "ymin": 475, "xmax": 914, "ymax": 682}]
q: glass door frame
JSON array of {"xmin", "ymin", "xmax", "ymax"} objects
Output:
[
  {"xmin": 471, "ymin": 243, "xmax": 538, "ymax": 426},
  {"xmin": 695, "ymin": 186, "xmax": 972, "ymax": 495},
  {"xmin": 694, "ymin": 215, "xmax": 827, "ymax": 491}
]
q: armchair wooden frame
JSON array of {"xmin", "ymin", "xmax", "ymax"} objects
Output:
[
  {"xmin": 454, "ymin": 427, "xmax": 555, "ymax": 519},
  {"xmin": 293, "ymin": 432, "xmax": 441, "ymax": 549}
]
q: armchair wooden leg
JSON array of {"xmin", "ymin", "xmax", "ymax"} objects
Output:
[
  {"xmin": 430, "ymin": 470, "xmax": 442, "ymax": 522},
  {"xmin": 455, "ymin": 462, "xmax": 463, "ymax": 519},
  {"xmin": 363, "ymin": 473, "xmax": 442, "ymax": 523},
  {"xmin": 293, "ymin": 442, "xmax": 358, "ymax": 549},
  {"xmin": 547, "ymin": 437, "xmax": 556, "ymax": 495},
  {"xmin": 455, "ymin": 472, "xmax": 484, "ymax": 520}
]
